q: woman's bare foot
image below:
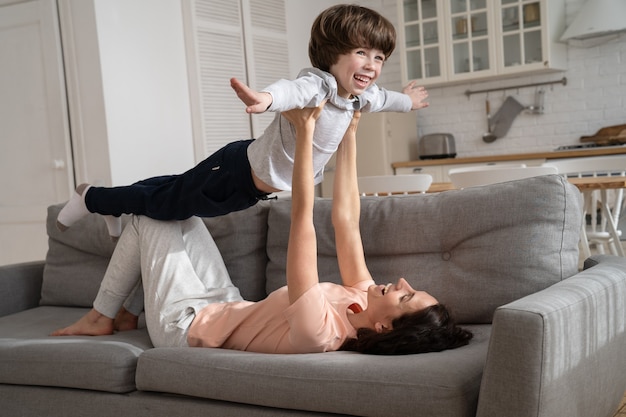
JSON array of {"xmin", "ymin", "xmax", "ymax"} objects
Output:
[
  {"xmin": 50, "ymin": 308, "xmax": 114, "ymax": 336},
  {"xmin": 114, "ymin": 307, "xmax": 139, "ymax": 331}
]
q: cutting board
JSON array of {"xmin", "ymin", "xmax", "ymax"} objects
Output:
[{"xmin": 580, "ymin": 124, "xmax": 626, "ymax": 145}]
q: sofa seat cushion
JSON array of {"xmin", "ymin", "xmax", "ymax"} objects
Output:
[
  {"xmin": 135, "ymin": 324, "xmax": 489, "ymax": 417},
  {"xmin": 266, "ymin": 175, "xmax": 582, "ymax": 323},
  {"xmin": 0, "ymin": 306, "xmax": 152, "ymax": 393}
]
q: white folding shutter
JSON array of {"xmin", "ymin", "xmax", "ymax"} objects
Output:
[
  {"xmin": 242, "ymin": 0, "xmax": 290, "ymax": 138},
  {"xmin": 187, "ymin": 0, "xmax": 251, "ymax": 158},
  {"xmin": 185, "ymin": 0, "xmax": 289, "ymax": 160}
]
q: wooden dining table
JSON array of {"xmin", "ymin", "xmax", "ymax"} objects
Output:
[{"xmin": 427, "ymin": 176, "xmax": 626, "ymax": 257}]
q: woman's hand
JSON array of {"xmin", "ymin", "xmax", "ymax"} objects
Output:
[
  {"xmin": 345, "ymin": 111, "xmax": 361, "ymax": 135},
  {"xmin": 284, "ymin": 102, "xmax": 325, "ymax": 305},
  {"xmin": 281, "ymin": 101, "xmax": 326, "ymax": 130},
  {"xmin": 332, "ymin": 110, "xmax": 373, "ymax": 288}
]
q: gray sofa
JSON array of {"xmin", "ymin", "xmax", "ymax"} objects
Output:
[{"xmin": 1, "ymin": 175, "xmax": 625, "ymax": 417}]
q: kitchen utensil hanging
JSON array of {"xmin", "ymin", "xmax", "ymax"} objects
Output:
[
  {"xmin": 490, "ymin": 96, "xmax": 526, "ymax": 139},
  {"xmin": 482, "ymin": 99, "xmax": 497, "ymax": 143}
]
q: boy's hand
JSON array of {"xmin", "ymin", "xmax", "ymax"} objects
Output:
[
  {"xmin": 230, "ymin": 77, "xmax": 273, "ymax": 113},
  {"xmin": 402, "ymin": 81, "xmax": 429, "ymax": 110}
]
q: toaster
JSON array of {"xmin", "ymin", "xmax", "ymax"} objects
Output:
[{"xmin": 418, "ymin": 133, "xmax": 456, "ymax": 159}]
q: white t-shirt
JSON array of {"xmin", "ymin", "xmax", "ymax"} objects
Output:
[{"xmin": 247, "ymin": 68, "xmax": 412, "ymax": 191}]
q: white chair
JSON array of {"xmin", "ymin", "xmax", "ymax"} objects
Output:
[
  {"xmin": 543, "ymin": 155, "xmax": 626, "ymax": 257},
  {"xmin": 357, "ymin": 174, "xmax": 433, "ymax": 196},
  {"xmin": 447, "ymin": 165, "xmax": 558, "ymax": 189}
]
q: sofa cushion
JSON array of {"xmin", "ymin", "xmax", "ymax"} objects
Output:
[
  {"xmin": 41, "ymin": 205, "xmax": 123, "ymax": 307},
  {"xmin": 135, "ymin": 324, "xmax": 490, "ymax": 417},
  {"xmin": 266, "ymin": 175, "xmax": 582, "ymax": 323},
  {"xmin": 0, "ymin": 306, "xmax": 152, "ymax": 393},
  {"xmin": 40, "ymin": 202, "xmax": 271, "ymax": 307},
  {"xmin": 202, "ymin": 201, "xmax": 270, "ymax": 301}
]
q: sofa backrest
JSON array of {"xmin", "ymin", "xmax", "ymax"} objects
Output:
[
  {"xmin": 41, "ymin": 175, "xmax": 582, "ymax": 325},
  {"xmin": 266, "ymin": 175, "xmax": 582, "ymax": 324},
  {"xmin": 40, "ymin": 202, "xmax": 271, "ymax": 307}
]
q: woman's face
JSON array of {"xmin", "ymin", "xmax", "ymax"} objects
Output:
[{"xmin": 366, "ymin": 278, "xmax": 438, "ymax": 331}]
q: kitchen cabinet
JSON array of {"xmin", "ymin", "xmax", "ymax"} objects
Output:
[{"xmin": 397, "ymin": 0, "xmax": 567, "ymax": 87}]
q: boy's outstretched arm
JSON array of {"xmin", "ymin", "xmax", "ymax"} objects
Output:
[
  {"xmin": 402, "ymin": 81, "xmax": 430, "ymax": 110},
  {"xmin": 230, "ymin": 77, "xmax": 273, "ymax": 114}
]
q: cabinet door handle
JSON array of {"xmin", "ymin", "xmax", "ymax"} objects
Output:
[{"xmin": 413, "ymin": 168, "xmax": 423, "ymax": 173}]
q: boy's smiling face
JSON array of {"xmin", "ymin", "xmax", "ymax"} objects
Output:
[{"xmin": 329, "ymin": 48, "xmax": 385, "ymax": 99}]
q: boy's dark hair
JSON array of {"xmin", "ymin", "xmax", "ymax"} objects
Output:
[
  {"xmin": 308, "ymin": 4, "xmax": 396, "ymax": 72},
  {"xmin": 339, "ymin": 304, "xmax": 473, "ymax": 355}
]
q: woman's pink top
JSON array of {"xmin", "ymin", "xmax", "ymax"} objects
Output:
[{"xmin": 187, "ymin": 280, "xmax": 373, "ymax": 354}]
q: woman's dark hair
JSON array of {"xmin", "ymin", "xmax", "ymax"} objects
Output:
[
  {"xmin": 339, "ymin": 304, "xmax": 473, "ymax": 355},
  {"xmin": 309, "ymin": 4, "xmax": 396, "ymax": 72}
]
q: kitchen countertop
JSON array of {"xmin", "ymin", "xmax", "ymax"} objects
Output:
[{"xmin": 391, "ymin": 145, "xmax": 626, "ymax": 171}]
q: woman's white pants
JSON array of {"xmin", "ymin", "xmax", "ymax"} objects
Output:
[{"xmin": 93, "ymin": 216, "xmax": 243, "ymax": 347}]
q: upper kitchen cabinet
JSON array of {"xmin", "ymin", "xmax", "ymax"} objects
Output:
[
  {"xmin": 496, "ymin": 0, "xmax": 566, "ymax": 76},
  {"xmin": 398, "ymin": 0, "xmax": 567, "ymax": 87}
]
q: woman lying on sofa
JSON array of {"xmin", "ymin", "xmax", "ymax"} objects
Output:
[{"xmin": 52, "ymin": 104, "xmax": 472, "ymax": 355}]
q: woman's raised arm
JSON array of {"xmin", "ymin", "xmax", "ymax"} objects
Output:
[
  {"xmin": 282, "ymin": 104, "xmax": 324, "ymax": 304},
  {"xmin": 332, "ymin": 112, "xmax": 373, "ymax": 287}
]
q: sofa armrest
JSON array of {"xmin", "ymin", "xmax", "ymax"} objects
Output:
[
  {"xmin": 476, "ymin": 256, "xmax": 626, "ymax": 417},
  {"xmin": 0, "ymin": 261, "xmax": 44, "ymax": 317}
]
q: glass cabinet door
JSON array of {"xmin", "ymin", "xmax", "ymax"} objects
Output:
[
  {"xmin": 500, "ymin": 0, "xmax": 543, "ymax": 69},
  {"xmin": 401, "ymin": 0, "xmax": 442, "ymax": 82},
  {"xmin": 448, "ymin": 0, "xmax": 490, "ymax": 76},
  {"xmin": 399, "ymin": 0, "xmax": 563, "ymax": 86}
]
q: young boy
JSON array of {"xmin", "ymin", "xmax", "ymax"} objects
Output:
[{"xmin": 57, "ymin": 4, "xmax": 429, "ymax": 239}]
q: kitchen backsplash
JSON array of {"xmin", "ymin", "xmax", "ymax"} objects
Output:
[{"xmin": 366, "ymin": 0, "xmax": 626, "ymax": 159}]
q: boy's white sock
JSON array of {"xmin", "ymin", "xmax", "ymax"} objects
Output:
[{"xmin": 56, "ymin": 184, "xmax": 91, "ymax": 231}]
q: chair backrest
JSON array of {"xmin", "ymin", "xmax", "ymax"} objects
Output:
[
  {"xmin": 543, "ymin": 155, "xmax": 626, "ymax": 240},
  {"xmin": 357, "ymin": 174, "xmax": 433, "ymax": 196},
  {"xmin": 542, "ymin": 155, "xmax": 626, "ymax": 177},
  {"xmin": 448, "ymin": 165, "xmax": 558, "ymax": 188}
]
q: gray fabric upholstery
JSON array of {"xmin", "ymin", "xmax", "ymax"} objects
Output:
[
  {"xmin": 0, "ymin": 261, "xmax": 44, "ymax": 317},
  {"xmin": 202, "ymin": 201, "xmax": 270, "ymax": 301},
  {"xmin": 136, "ymin": 325, "xmax": 490, "ymax": 417},
  {"xmin": 0, "ymin": 384, "xmax": 344, "ymax": 417},
  {"xmin": 2, "ymin": 175, "xmax": 624, "ymax": 417},
  {"xmin": 41, "ymin": 202, "xmax": 271, "ymax": 306},
  {"xmin": 0, "ymin": 306, "xmax": 152, "ymax": 393},
  {"xmin": 267, "ymin": 175, "xmax": 582, "ymax": 323},
  {"xmin": 41, "ymin": 205, "xmax": 122, "ymax": 307},
  {"xmin": 476, "ymin": 261, "xmax": 626, "ymax": 417}
]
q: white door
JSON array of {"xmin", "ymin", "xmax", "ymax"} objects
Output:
[{"xmin": 0, "ymin": 0, "xmax": 73, "ymax": 265}]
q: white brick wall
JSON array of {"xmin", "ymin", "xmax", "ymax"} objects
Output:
[{"xmin": 372, "ymin": 0, "xmax": 626, "ymax": 158}]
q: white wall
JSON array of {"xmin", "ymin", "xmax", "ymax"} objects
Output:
[
  {"xmin": 92, "ymin": 0, "xmax": 194, "ymax": 186},
  {"xmin": 77, "ymin": 0, "xmax": 626, "ymax": 181},
  {"xmin": 371, "ymin": 0, "xmax": 626, "ymax": 160},
  {"xmin": 284, "ymin": 0, "xmax": 336, "ymax": 76}
]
